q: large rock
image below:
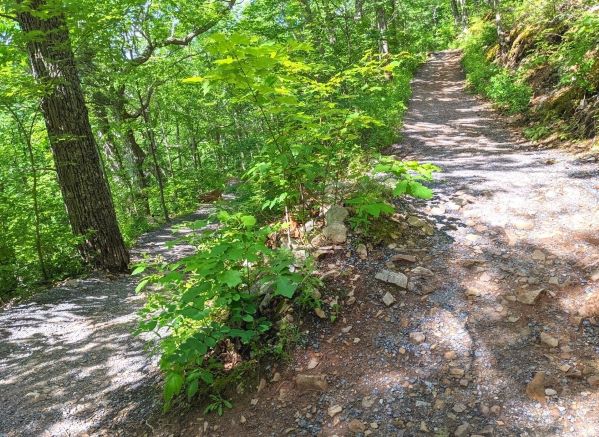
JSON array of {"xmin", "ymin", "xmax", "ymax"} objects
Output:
[
  {"xmin": 325, "ymin": 205, "xmax": 349, "ymax": 225},
  {"xmin": 322, "ymin": 222, "xmax": 347, "ymax": 244},
  {"xmin": 375, "ymin": 269, "xmax": 408, "ymax": 288}
]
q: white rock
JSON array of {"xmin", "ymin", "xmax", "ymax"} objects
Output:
[
  {"xmin": 375, "ymin": 269, "xmax": 408, "ymax": 288},
  {"xmin": 545, "ymin": 388, "xmax": 557, "ymax": 396}
]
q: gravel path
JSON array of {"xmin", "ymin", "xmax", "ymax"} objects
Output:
[{"xmin": 0, "ymin": 209, "xmax": 211, "ymax": 436}]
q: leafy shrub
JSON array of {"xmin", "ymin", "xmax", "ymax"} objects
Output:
[
  {"xmin": 135, "ymin": 211, "xmax": 320, "ymax": 411},
  {"xmin": 460, "ymin": 19, "xmax": 532, "ymax": 114}
]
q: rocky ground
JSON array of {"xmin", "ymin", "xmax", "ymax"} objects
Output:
[{"xmin": 1, "ymin": 51, "xmax": 598, "ymax": 437}]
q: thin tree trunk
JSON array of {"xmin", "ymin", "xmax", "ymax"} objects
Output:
[
  {"xmin": 8, "ymin": 107, "xmax": 48, "ymax": 280},
  {"xmin": 16, "ymin": 0, "xmax": 129, "ymax": 272},
  {"xmin": 140, "ymin": 103, "xmax": 169, "ymax": 222}
]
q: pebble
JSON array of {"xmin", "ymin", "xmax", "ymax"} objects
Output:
[
  {"xmin": 348, "ymin": 419, "xmax": 365, "ymax": 433},
  {"xmin": 532, "ymin": 249, "xmax": 546, "ymax": 261},
  {"xmin": 409, "ymin": 331, "xmax": 426, "ymax": 344},
  {"xmin": 454, "ymin": 422, "xmax": 470, "ymax": 437},
  {"xmin": 587, "ymin": 376, "xmax": 599, "ymax": 387},
  {"xmin": 453, "ymin": 403, "xmax": 467, "ymax": 413},
  {"xmin": 327, "ymin": 405, "xmax": 342, "ymax": 417},
  {"xmin": 545, "ymin": 388, "xmax": 557, "ymax": 396},
  {"xmin": 382, "ymin": 292, "xmax": 396, "ymax": 307},
  {"xmin": 540, "ymin": 332, "xmax": 559, "ymax": 347},
  {"xmin": 295, "ymin": 374, "xmax": 328, "ymax": 391},
  {"xmin": 516, "ymin": 288, "xmax": 543, "ymax": 305}
]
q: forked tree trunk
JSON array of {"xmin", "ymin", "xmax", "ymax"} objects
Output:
[{"xmin": 16, "ymin": 0, "xmax": 129, "ymax": 272}]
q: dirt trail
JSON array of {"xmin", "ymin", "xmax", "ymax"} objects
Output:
[
  {"xmin": 1, "ymin": 51, "xmax": 598, "ymax": 437},
  {"xmin": 0, "ymin": 209, "xmax": 211, "ymax": 436},
  {"xmin": 195, "ymin": 51, "xmax": 599, "ymax": 436}
]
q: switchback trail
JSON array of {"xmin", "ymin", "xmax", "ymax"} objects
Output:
[{"xmin": 1, "ymin": 51, "xmax": 598, "ymax": 437}]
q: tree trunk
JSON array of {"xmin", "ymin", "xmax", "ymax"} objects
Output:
[{"xmin": 16, "ymin": 0, "xmax": 129, "ymax": 272}]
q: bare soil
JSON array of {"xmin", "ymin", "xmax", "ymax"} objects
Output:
[{"xmin": 1, "ymin": 51, "xmax": 598, "ymax": 437}]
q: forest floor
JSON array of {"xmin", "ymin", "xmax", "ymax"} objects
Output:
[{"xmin": 1, "ymin": 50, "xmax": 599, "ymax": 437}]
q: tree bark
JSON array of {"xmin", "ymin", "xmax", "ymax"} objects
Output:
[{"xmin": 16, "ymin": 0, "xmax": 129, "ymax": 272}]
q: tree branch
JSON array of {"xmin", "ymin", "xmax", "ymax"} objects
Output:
[
  {"xmin": 128, "ymin": 0, "xmax": 237, "ymax": 66},
  {"xmin": 0, "ymin": 12, "xmax": 17, "ymax": 21}
]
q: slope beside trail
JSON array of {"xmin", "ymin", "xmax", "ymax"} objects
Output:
[{"xmin": 1, "ymin": 50, "xmax": 598, "ymax": 437}]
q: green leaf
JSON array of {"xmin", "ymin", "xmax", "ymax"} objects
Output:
[
  {"xmin": 408, "ymin": 182, "xmax": 433, "ymax": 199},
  {"xmin": 187, "ymin": 379, "xmax": 199, "ymax": 400},
  {"xmin": 135, "ymin": 278, "xmax": 150, "ymax": 293},
  {"xmin": 163, "ymin": 372, "xmax": 184, "ymax": 406},
  {"xmin": 275, "ymin": 276, "xmax": 297, "ymax": 298},
  {"xmin": 240, "ymin": 215, "xmax": 257, "ymax": 228},
  {"xmin": 131, "ymin": 265, "xmax": 146, "ymax": 275},
  {"xmin": 221, "ymin": 270, "xmax": 242, "ymax": 288}
]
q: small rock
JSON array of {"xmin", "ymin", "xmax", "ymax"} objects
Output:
[
  {"xmin": 545, "ymin": 388, "xmax": 557, "ymax": 396},
  {"xmin": 295, "ymin": 374, "xmax": 328, "ymax": 391},
  {"xmin": 382, "ymin": 292, "xmax": 396, "ymax": 307},
  {"xmin": 362, "ymin": 396, "xmax": 375, "ymax": 408},
  {"xmin": 444, "ymin": 350, "xmax": 457, "ymax": 360},
  {"xmin": 411, "ymin": 266, "xmax": 434, "ymax": 277},
  {"xmin": 587, "ymin": 375, "xmax": 599, "ymax": 387},
  {"xmin": 307, "ymin": 357, "xmax": 319, "ymax": 370},
  {"xmin": 526, "ymin": 371, "xmax": 546, "ymax": 403},
  {"xmin": 453, "ymin": 403, "xmax": 467, "ymax": 413},
  {"xmin": 391, "ymin": 253, "xmax": 417, "ymax": 263},
  {"xmin": 272, "ymin": 372, "xmax": 281, "ymax": 382},
  {"xmin": 532, "ymin": 249, "xmax": 546, "ymax": 261},
  {"xmin": 356, "ymin": 244, "xmax": 368, "ymax": 259},
  {"xmin": 341, "ymin": 325, "xmax": 353, "ymax": 333},
  {"xmin": 516, "ymin": 288, "xmax": 543, "ymax": 305},
  {"xmin": 409, "ymin": 331, "xmax": 426, "ymax": 344},
  {"xmin": 490, "ymin": 405, "xmax": 501, "ymax": 415},
  {"xmin": 420, "ymin": 421, "xmax": 429, "ymax": 432},
  {"xmin": 240, "ymin": 415, "xmax": 247, "ymax": 424},
  {"xmin": 315, "ymin": 308, "xmax": 326, "ymax": 319},
  {"xmin": 454, "ymin": 423, "xmax": 470, "ymax": 437},
  {"xmin": 540, "ymin": 332, "xmax": 559, "ymax": 348},
  {"xmin": 348, "ymin": 419, "xmax": 366, "ymax": 433},
  {"xmin": 407, "ymin": 216, "xmax": 426, "ymax": 227},
  {"xmin": 590, "ymin": 269, "xmax": 599, "ymax": 282},
  {"xmin": 328, "ymin": 405, "xmax": 342, "ymax": 417},
  {"xmin": 375, "ymin": 269, "xmax": 408, "ymax": 288},
  {"xmin": 449, "ymin": 368, "xmax": 465, "ymax": 377},
  {"xmin": 370, "ymin": 422, "xmax": 378, "ymax": 429}
]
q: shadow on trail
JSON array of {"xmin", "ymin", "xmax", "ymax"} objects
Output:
[{"xmin": 0, "ymin": 206, "xmax": 214, "ymax": 436}]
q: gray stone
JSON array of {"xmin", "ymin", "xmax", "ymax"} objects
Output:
[
  {"xmin": 516, "ymin": 288, "xmax": 543, "ymax": 304},
  {"xmin": 375, "ymin": 269, "xmax": 408, "ymax": 288},
  {"xmin": 325, "ymin": 205, "xmax": 349, "ymax": 225},
  {"xmin": 382, "ymin": 292, "xmax": 396, "ymax": 307},
  {"xmin": 322, "ymin": 223, "xmax": 347, "ymax": 244}
]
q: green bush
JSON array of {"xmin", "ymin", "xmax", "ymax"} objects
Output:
[
  {"xmin": 460, "ymin": 19, "xmax": 532, "ymax": 114},
  {"xmin": 135, "ymin": 211, "xmax": 320, "ymax": 411}
]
